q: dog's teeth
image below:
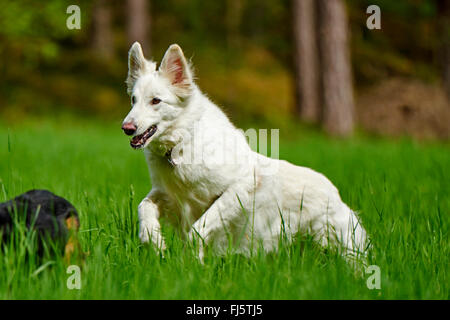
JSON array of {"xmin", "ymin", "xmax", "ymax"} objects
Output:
[{"xmin": 129, "ymin": 125, "xmax": 156, "ymax": 149}]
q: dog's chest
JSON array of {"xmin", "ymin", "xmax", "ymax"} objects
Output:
[{"xmin": 146, "ymin": 151, "xmax": 225, "ymax": 221}]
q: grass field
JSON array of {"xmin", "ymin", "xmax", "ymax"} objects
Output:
[{"xmin": 0, "ymin": 117, "xmax": 448, "ymax": 299}]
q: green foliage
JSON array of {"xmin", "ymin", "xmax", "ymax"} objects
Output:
[
  {"xmin": 0, "ymin": 1, "xmax": 68, "ymax": 38},
  {"xmin": 0, "ymin": 0, "xmax": 90, "ymax": 66},
  {"xmin": 350, "ymin": 0, "xmax": 440, "ymax": 84},
  {"xmin": 0, "ymin": 0, "xmax": 444, "ymax": 122}
]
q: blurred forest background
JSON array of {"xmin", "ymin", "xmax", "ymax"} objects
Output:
[{"xmin": 0, "ymin": 0, "xmax": 449, "ymax": 140}]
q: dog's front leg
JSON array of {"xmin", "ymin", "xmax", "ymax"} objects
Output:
[
  {"xmin": 138, "ymin": 191, "xmax": 166, "ymax": 251},
  {"xmin": 188, "ymin": 184, "xmax": 251, "ymax": 260}
]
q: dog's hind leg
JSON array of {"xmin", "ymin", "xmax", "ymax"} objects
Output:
[{"xmin": 138, "ymin": 189, "xmax": 167, "ymax": 251}]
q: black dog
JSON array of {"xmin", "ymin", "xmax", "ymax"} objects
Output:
[{"xmin": 0, "ymin": 189, "xmax": 80, "ymax": 261}]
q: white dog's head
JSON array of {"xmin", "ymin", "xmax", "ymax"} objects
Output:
[{"xmin": 122, "ymin": 43, "xmax": 194, "ymax": 149}]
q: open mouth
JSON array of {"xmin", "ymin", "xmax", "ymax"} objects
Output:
[{"xmin": 130, "ymin": 125, "xmax": 157, "ymax": 149}]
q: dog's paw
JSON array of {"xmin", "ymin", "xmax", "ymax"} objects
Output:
[
  {"xmin": 139, "ymin": 229, "xmax": 150, "ymax": 243},
  {"xmin": 139, "ymin": 227, "xmax": 166, "ymax": 252}
]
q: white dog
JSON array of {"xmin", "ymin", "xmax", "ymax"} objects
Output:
[{"xmin": 122, "ymin": 43, "xmax": 369, "ymax": 262}]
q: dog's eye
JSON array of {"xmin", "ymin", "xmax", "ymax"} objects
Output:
[
  {"xmin": 151, "ymin": 97, "xmax": 161, "ymax": 105},
  {"xmin": 131, "ymin": 96, "xmax": 136, "ymax": 105}
]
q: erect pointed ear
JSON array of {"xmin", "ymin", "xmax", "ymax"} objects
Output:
[
  {"xmin": 159, "ymin": 44, "xmax": 193, "ymax": 98},
  {"xmin": 126, "ymin": 42, "xmax": 155, "ymax": 95}
]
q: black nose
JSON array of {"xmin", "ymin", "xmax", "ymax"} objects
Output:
[{"xmin": 122, "ymin": 122, "xmax": 136, "ymax": 136}]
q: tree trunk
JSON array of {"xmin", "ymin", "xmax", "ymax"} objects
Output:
[
  {"xmin": 292, "ymin": 0, "xmax": 320, "ymax": 123},
  {"xmin": 317, "ymin": 0, "xmax": 355, "ymax": 136},
  {"xmin": 438, "ymin": 0, "xmax": 450, "ymax": 101},
  {"xmin": 91, "ymin": 0, "xmax": 114, "ymax": 59},
  {"xmin": 126, "ymin": 0, "xmax": 151, "ymax": 55}
]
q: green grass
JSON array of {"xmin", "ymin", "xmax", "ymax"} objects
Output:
[{"xmin": 0, "ymin": 117, "xmax": 448, "ymax": 299}]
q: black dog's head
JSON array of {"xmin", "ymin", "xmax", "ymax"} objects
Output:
[{"xmin": 0, "ymin": 189, "xmax": 80, "ymax": 258}]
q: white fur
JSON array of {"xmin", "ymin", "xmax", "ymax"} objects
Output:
[{"xmin": 122, "ymin": 43, "xmax": 369, "ymax": 262}]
